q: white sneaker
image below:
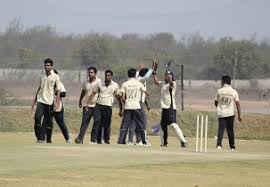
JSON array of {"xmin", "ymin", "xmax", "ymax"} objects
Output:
[
  {"xmin": 231, "ymin": 148, "xmax": 235, "ymax": 151},
  {"xmin": 66, "ymin": 138, "xmax": 72, "ymax": 143},
  {"xmin": 90, "ymin": 141, "xmax": 97, "ymax": 144},
  {"xmin": 134, "ymin": 141, "xmax": 143, "ymax": 146},
  {"xmin": 217, "ymin": 146, "xmax": 222, "ymax": 150},
  {"xmin": 127, "ymin": 141, "xmax": 134, "ymax": 145},
  {"xmin": 144, "ymin": 143, "xmax": 151, "ymax": 147}
]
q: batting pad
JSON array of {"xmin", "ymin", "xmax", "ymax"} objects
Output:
[{"xmin": 170, "ymin": 123, "xmax": 187, "ymax": 143}]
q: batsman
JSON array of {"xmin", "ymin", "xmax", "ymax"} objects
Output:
[{"xmin": 152, "ymin": 59, "xmax": 187, "ymax": 148}]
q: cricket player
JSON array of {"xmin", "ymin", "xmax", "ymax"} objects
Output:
[
  {"xmin": 152, "ymin": 61, "xmax": 187, "ymax": 148},
  {"xmin": 127, "ymin": 63, "xmax": 153, "ymax": 145},
  {"xmin": 117, "ymin": 68, "xmax": 150, "ymax": 145},
  {"xmin": 214, "ymin": 75, "xmax": 242, "ymax": 150},
  {"xmin": 32, "ymin": 58, "xmax": 61, "ymax": 143},
  {"xmin": 86, "ymin": 69, "xmax": 121, "ymax": 144},
  {"xmin": 75, "ymin": 66, "xmax": 101, "ymax": 144}
]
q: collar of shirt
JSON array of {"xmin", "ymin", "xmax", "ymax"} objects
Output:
[
  {"xmin": 223, "ymin": 84, "xmax": 231, "ymax": 88},
  {"xmin": 88, "ymin": 77, "xmax": 97, "ymax": 83},
  {"xmin": 104, "ymin": 80, "xmax": 112, "ymax": 87},
  {"xmin": 46, "ymin": 69, "xmax": 53, "ymax": 76}
]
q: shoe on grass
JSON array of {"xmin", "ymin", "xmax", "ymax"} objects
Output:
[
  {"xmin": 66, "ymin": 138, "xmax": 72, "ymax": 143},
  {"xmin": 217, "ymin": 146, "xmax": 222, "ymax": 150},
  {"xmin": 181, "ymin": 141, "xmax": 187, "ymax": 148},
  {"xmin": 75, "ymin": 137, "xmax": 83, "ymax": 144}
]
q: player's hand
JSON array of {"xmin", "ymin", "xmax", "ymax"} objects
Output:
[
  {"xmin": 31, "ymin": 98, "xmax": 37, "ymax": 111},
  {"xmin": 152, "ymin": 59, "xmax": 158, "ymax": 70},
  {"xmin": 31, "ymin": 104, "xmax": 35, "ymax": 111},
  {"xmin": 119, "ymin": 110, "xmax": 124, "ymax": 117},
  {"xmin": 138, "ymin": 64, "xmax": 144, "ymax": 70},
  {"xmin": 79, "ymin": 101, "xmax": 82, "ymax": 108},
  {"xmin": 54, "ymin": 102, "xmax": 60, "ymax": 111},
  {"xmin": 238, "ymin": 116, "xmax": 242, "ymax": 122}
]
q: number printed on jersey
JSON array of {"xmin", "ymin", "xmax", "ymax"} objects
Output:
[
  {"xmin": 127, "ymin": 88, "xmax": 138, "ymax": 99},
  {"xmin": 220, "ymin": 96, "xmax": 232, "ymax": 106}
]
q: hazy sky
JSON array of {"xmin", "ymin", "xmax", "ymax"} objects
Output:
[{"xmin": 0, "ymin": 0, "xmax": 269, "ymax": 39}]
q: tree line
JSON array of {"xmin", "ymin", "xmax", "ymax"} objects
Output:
[{"xmin": 1, "ymin": 19, "xmax": 270, "ymax": 80}]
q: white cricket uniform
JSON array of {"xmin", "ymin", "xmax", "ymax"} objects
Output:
[
  {"xmin": 120, "ymin": 78, "xmax": 146, "ymax": 110},
  {"xmin": 37, "ymin": 70, "xmax": 61, "ymax": 105},
  {"xmin": 81, "ymin": 78, "xmax": 101, "ymax": 107},
  {"xmin": 96, "ymin": 80, "xmax": 119, "ymax": 107},
  {"xmin": 215, "ymin": 84, "xmax": 239, "ymax": 118},
  {"xmin": 160, "ymin": 81, "xmax": 177, "ymax": 110}
]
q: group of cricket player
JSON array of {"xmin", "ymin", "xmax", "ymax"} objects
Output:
[{"xmin": 32, "ymin": 58, "xmax": 241, "ymax": 150}]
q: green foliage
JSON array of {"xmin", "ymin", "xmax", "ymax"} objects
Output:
[
  {"xmin": 0, "ymin": 88, "xmax": 16, "ymax": 105},
  {"xmin": 0, "ymin": 88, "xmax": 29, "ymax": 106},
  {"xmin": 76, "ymin": 33, "xmax": 113, "ymax": 68},
  {"xmin": 1, "ymin": 107, "xmax": 270, "ymax": 140},
  {"xmin": 212, "ymin": 37, "xmax": 262, "ymax": 79},
  {"xmin": 1, "ymin": 21, "xmax": 270, "ymax": 79}
]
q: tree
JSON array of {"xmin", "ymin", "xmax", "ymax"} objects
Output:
[
  {"xmin": 17, "ymin": 47, "xmax": 33, "ymax": 68},
  {"xmin": 76, "ymin": 33, "xmax": 113, "ymax": 68},
  {"xmin": 212, "ymin": 37, "xmax": 261, "ymax": 79}
]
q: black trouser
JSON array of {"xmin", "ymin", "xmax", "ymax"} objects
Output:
[
  {"xmin": 34, "ymin": 102, "xmax": 53, "ymax": 141},
  {"xmin": 160, "ymin": 108, "xmax": 176, "ymax": 146},
  {"xmin": 77, "ymin": 106, "xmax": 100, "ymax": 142},
  {"xmin": 45, "ymin": 107, "xmax": 70, "ymax": 142},
  {"xmin": 128, "ymin": 103, "xmax": 147, "ymax": 143},
  {"xmin": 217, "ymin": 116, "xmax": 235, "ymax": 149},
  {"xmin": 117, "ymin": 109, "xmax": 146, "ymax": 144},
  {"xmin": 96, "ymin": 104, "xmax": 112, "ymax": 144}
]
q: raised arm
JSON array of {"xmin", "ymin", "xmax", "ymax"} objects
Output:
[
  {"xmin": 152, "ymin": 60, "xmax": 161, "ymax": 86},
  {"xmin": 139, "ymin": 68, "xmax": 154, "ymax": 82}
]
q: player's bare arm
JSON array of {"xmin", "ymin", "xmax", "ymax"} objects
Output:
[
  {"xmin": 31, "ymin": 80, "xmax": 41, "ymax": 111},
  {"xmin": 235, "ymin": 101, "xmax": 242, "ymax": 122},
  {"xmin": 78, "ymin": 90, "xmax": 86, "ymax": 108},
  {"xmin": 114, "ymin": 91, "xmax": 123, "ymax": 117},
  {"xmin": 119, "ymin": 92, "xmax": 125, "ymax": 116},
  {"xmin": 152, "ymin": 59, "xmax": 160, "ymax": 86}
]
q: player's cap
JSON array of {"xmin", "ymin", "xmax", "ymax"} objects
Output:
[{"xmin": 165, "ymin": 70, "xmax": 174, "ymax": 78}]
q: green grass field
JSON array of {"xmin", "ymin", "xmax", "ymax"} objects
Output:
[
  {"xmin": 0, "ymin": 133, "xmax": 270, "ymax": 187},
  {"xmin": 1, "ymin": 107, "xmax": 270, "ymax": 140}
]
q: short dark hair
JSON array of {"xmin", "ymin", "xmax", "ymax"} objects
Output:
[
  {"xmin": 88, "ymin": 66, "xmax": 97, "ymax": 74},
  {"xmin": 221, "ymin": 75, "xmax": 231, "ymax": 85},
  {"xmin": 44, "ymin": 58, "xmax": 53, "ymax": 66},
  {"xmin": 139, "ymin": 68, "xmax": 149, "ymax": 77},
  {"xmin": 128, "ymin": 68, "xmax": 137, "ymax": 78},
  {"xmin": 105, "ymin": 69, "xmax": 113, "ymax": 76}
]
